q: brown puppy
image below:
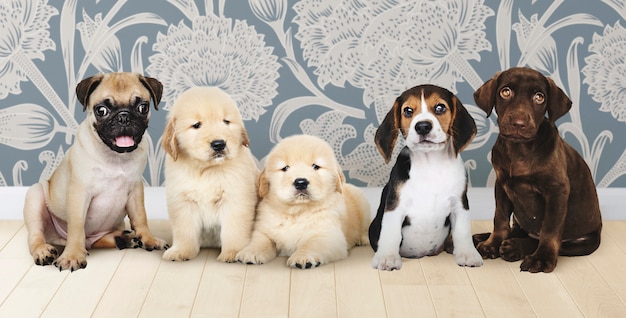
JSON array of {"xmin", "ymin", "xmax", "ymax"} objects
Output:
[
  {"xmin": 23, "ymin": 73, "xmax": 169, "ymax": 272},
  {"xmin": 472, "ymin": 67, "xmax": 602, "ymax": 273}
]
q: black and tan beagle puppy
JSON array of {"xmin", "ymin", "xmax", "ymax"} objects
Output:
[{"xmin": 369, "ymin": 84, "xmax": 483, "ymax": 270}]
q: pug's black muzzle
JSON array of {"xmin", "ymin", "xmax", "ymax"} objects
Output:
[{"xmin": 93, "ymin": 107, "xmax": 149, "ymax": 153}]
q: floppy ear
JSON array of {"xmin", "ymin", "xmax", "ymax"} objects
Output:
[
  {"xmin": 473, "ymin": 72, "xmax": 501, "ymax": 117},
  {"xmin": 258, "ymin": 169, "xmax": 270, "ymax": 198},
  {"xmin": 546, "ymin": 76, "xmax": 572, "ymax": 123},
  {"xmin": 451, "ymin": 96, "xmax": 477, "ymax": 155},
  {"xmin": 374, "ymin": 98, "xmax": 402, "ymax": 163},
  {"xmin": 335, "ymin": 164, "xmax": 346, "ymax": 194},
  {"xmin": 76, "ymin": 74, "xmax": 104, "ymax": 111},
  {"xmin": 138, "ymin": 75, "xmax": 163, "ymax": 110},
  {"xmin": 161, "ymin": 118, "xmax": 179, "ymax": 161},
  {"xmin": 241, "ymin": 126, "xmax": 251, "ymax": 147}
]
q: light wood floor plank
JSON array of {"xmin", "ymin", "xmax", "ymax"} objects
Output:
[
  {"xmin": 290, "ymin": 263, "xmax": 338, "ymax": 318},
  {"xmin": 191, "ymin": 249, "xmax": 247, "ymax": 317},
  {"xmin": 0, "ymin": 221, "xmax": 23, "ymax": 251},
  {"xmin": 602, "ymin": 221, "xmax": 626, "ymax": 253},
  {"xmin": 0, "ymin": 226, "xmax": 36, "ymax": 305},
  {"xmin": 334, "ymin": 246, "xmax": 386, "ymax": 318},
  {"xmin": 239, "ymin": 256, "xmax": 291, "ymax": 318},
  {"xmin": 41, "ymin": 248, "xmax": 127, "ymax": 318},
  {"xmin": 380, "ymin": 259, "xmax": 437, "ymax": 318},
  {"xmin": 586, "ymin": 233, "xmax": 626, "ymax": 305},
  {"xmin": 91, "ymin": 248, "xmax": 163, "ymax": 317},
  {"xmin": 139, "ymin": 250, "xmax": 209, "ymax": 318}
]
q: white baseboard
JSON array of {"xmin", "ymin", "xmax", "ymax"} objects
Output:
[{"xmin": 2, "ymin": 186, "xmax": 623, "ymax": 220}]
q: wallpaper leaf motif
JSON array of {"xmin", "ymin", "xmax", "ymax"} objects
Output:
[{"xmin": 0, "ymin": 0, "xmax": 625, "ymax": 188}]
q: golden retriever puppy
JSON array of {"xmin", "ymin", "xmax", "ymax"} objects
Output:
[
  {"xmin": 161, "ymin": 87, "xmax": 259, "ymax": 262},
  {"xmin": 236, "ymin": 134, "xmax": 370, "ymax": 269}
]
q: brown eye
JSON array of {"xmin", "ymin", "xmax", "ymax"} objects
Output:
[
  {"xmin": 534, "ymin": 92, "xmax": 545, "ymax": 104},
  {"xmin": 434, "ymin": 103, "xmax": 446, "ymax": 115},
  {"xmin": 500, "ymin": 87, "xmax": 512, "ymax": 99},
  {"xmin": 403, "ymin": 107, "xmax": 414, "ymax": 117}
]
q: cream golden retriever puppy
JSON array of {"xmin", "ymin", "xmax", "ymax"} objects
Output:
[
  {"xmin": 236, "ymin": 135, "xmax": 370, "ymax": 269},
  {"xmin": 161, "ymin": 86, "xmax": 259, "ymax": 262}
]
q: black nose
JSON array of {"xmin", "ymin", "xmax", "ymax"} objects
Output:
[
  {"xmin": 211, "ymin": 140, "xmax": 226, "ymax": 151},
  {"xmin": 293, "ymin": 178, "xmax": 309, "ymax": 190},
  {"xmin": 117, "ymin": 111, "xmax": 130, "ymax": 125},
  {"xmin": 415, "ymin": 121, "xmax": 432, "ymax": 135}
]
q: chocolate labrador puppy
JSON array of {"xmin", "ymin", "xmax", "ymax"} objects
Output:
[{"xmin": 472, "ymin": 67, "xmax": 602, "ymax": 273}]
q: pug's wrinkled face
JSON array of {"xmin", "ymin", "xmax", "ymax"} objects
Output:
[{"xmin": 76, "ymin": 73, "xmax": 162, "ymax": 153}]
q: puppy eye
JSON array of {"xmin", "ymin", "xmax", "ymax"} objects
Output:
[
  {"xmin": 223, "ymin": 119, "xmax": 231, "ymax": 125},
  {"xmin": 500, "ymin": 87, "xmax": 512, "ymax": 99},
  {"xmin": 434, "ymin": 103, "xmax": 447, "ymax": 115},
  {"xmin": 191, "ymin": 122, "xmax": 202, "ymax": 129},
  {"xmin": 312, "ymin": 164, "xmax": 320, "ymax": 170},
  {"xmin": 281, "ymin": 166, "xmax": 289, "ymax": 172},
  {"xmin": 95, "ymin": 105, "xmax": 109, "ymax": 118},
  {"xmin": 403, "ymin": 107, "xmax": 414, "ymax": 117},
  {"xmin": 534, "ymin": 92, "xmax": 545, "ymax": 104},
  {"xmin": 137, "ymin": 102, "xmax": 149, "ymax": 115}
]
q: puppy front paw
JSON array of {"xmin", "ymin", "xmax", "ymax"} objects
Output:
[
  {"xmin": 235, "ymin": 247, "xmax": 275, "ymax": 265},
  {"xmin": 141, "ymin": 236, "xmax": 169, "ymax": 251},
  {"xmin": 476, "ymin": 241, "xmax": 500, "ymax": 259},
  {"xmin": 287, "ymin": 252, "xmax": 323, "ymax": 269},
  {"xmin": 31, "ymin": 244, "xmax": 59, "ymax": 266},
  {"xmin": 371, "ymin": 253, "xmax": 402, "ymax": 271},
  {"xmin": 520, "ymin": 252, "xmax": 557, "ymax": 273},
  {"xmin": 162, "ymin": 246, "xmax": 198, "ymax": 262},
  {"xmin": 217, "ymin": 249, "xmax": 239, "ymax": 263},
  {"xmin": 454, "ymin": 247, "xmax": 484, "ymax": 267},
  {"xmin": 115, "ymin": 230, "xmax": 144, "ymax": 249},
  {"xmin": 54, "ymin": 249, "xmax": 88, "ymax": 272}
]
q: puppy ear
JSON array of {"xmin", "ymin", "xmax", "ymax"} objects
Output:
[
  {"xmin": 161, "ymin": 118, "xmax": 179, "ymax": 161},
  {"xmin": 335, "ymin": 164, "xmax": 346, "ymax": 194},
  {"xmin": 76, "ymin": 74, "xmax": 104, "ymax": 111},
  {"xmin": 138, "ymin": 75, "xmax": 163, "ymax": 110},
  {"xmin": 258, "ymin": 169, "xmax": 270, "ymax": 198},
  {"xmin": 374, "ymin": 98, "xmax": 401, "ymax": 163},
  {"xmin": 451, "ymin": 96, "xmax": 477, "ymax": 155},
  {"xmin": 546, "ymin": 76, "xmax": 572, "ymax": 122},
  {"xmin": 241, "ymin": 126, "xmax": 251, "ymax": 147},
  {"xmin": 473, "ymin": 72, "xmax": 501, "ymax": 117}
]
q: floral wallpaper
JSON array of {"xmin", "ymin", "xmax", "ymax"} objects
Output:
[{"xmin": 1, "ymin": 0, "xmax": 626, "ymax": 188}]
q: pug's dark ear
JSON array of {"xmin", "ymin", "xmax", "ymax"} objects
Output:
[
  {"xmin": 76, "ymin": 74, "xmax": 104, "ymax": 111},
  {"xmin": 138, "ymin": 75, "xmax": 163, "ymax": 110}
]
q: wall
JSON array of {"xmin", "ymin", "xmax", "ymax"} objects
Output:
[{"xmin": 1, "ymin": 0, "xmax": 625, "ymax": 188}]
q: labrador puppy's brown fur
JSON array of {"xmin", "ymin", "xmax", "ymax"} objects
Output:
[
  {"xmin": 236, "ymin": 135, "xmax": 370, "ymax": 269},
  {"xmin": 472, "ymin": 67, "xmax": 602, "ymax": 273},
  {"xmin": 161, "ymin": 87, "xmax": 259, "ymax": 262}
]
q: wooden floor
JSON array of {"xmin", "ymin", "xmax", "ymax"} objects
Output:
[{"xmin": 0, "ymin": 220, "xmax": 624, "ymax": 318}]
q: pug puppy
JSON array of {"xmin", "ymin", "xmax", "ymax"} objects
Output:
[{"xmin": 23, "ymin": 72, "xmax": 169, "ymax": 272}]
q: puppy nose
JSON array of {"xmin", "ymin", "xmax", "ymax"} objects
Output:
[
  {"xmin": 210, "ymin": 140, "xmax": 226, "ymax": 151},
  {"xmin": 117, "ymin": 111, "xmax": 130, "ymax": 125},
  {"xmin": 415, "ymin": 121, "xmax": 432, "ymax": 135},
  {"xmin": 293, "ymin": 178, "xmax": 309, "ymax": 190}
]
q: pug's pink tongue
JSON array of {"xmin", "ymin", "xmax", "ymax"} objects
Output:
[{"xmin": 115, "ymin": 136, "xmax": 135, "ymax": 147}]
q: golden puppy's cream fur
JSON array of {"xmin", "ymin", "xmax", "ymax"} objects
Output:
[
  {"xmin": 161, "ymin": 86, "xmax": 259, "ymax": 262},
  {"xmin": 236, "ymin": 135, "xmax": 370, "ymax": 269}
]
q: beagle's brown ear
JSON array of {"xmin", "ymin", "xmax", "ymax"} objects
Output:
[
  {"xmin": 473, "ymin": 72, "xmax": 501, "ymax": 117},
  {"xmin": 161, "ymin": 117, "xmax": 179, "ymax": 161},
  {"xmin": 76, "ymin": 74, "xmax": 104, "ymax": 111},
  {"xmin": 451, "ymin": 96, "xmax": 477, "ymax": 155},
  {"xmin": 546, "ymin": 76, "xmax": 572, "ymax": 123},
  {"xmin": 138, "ymin": 75, "xmax": 163, "ymax": 110},
  {"xmin": 258, "ymin": 169, "xmax": 270, "ymax": 198},
  {"xmin": 374, "ymin": 98, "xmax": 402, "ymax": 163}
]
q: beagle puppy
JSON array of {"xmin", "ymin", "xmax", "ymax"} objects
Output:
[{"xmin": 369, "ymin": 84, "xmax": 483, "ymax": 270}]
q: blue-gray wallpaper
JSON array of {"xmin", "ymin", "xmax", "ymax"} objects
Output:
[{"xmin": 1, "ymin": 0, "xmax": 625, "ymax": 187}]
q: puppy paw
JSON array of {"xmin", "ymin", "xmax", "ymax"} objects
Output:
[
  {"xmin": 162, "ymin": 246, "xmax": 198, "ymax": 262},
  {"xmin": 287, "ymin": 252, "xmax": 323, "ymax": 269},
  {"xmin": 499, "ymin": 239, "xmax": 525, "ymax": 262},
  {"xmin": 520, "ymin": 253, "xmax": 557, "ymax": 273},
  {"xmin": 235, "ymin": 248, "xmax": 273, "ymax": 265},
  {"xmin": 217, "ymin": 249, "xmax": 239, "ymax": 263},
  {"xmin": 54, "ymin": 249, "xmax": 88, "ymax": 272},
  {"xmin": 454, "ymin": 247, "xmax": 484, "ymax": 267},
  {"xmin": 32, "ymin": 244, "xmax": 59, "ymax": 266},
  {"xmin": 141, "ymin": 236, "xmax": 169, "ymax": 251},
  {"xmin": 115, "ymin": 230, "xmax": 143, "ymax": 249},
  {"xmin": 476, "ymin": 241, "xmax": 500, "ymax": 259},
  {"xmin": 371, "ymin": 253, "xmax": 402, "ymax": 271}
]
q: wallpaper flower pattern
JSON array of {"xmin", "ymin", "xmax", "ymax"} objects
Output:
[{"xmin": 0, "ymin": 0, "xmax": 625, "ymax": 188}]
